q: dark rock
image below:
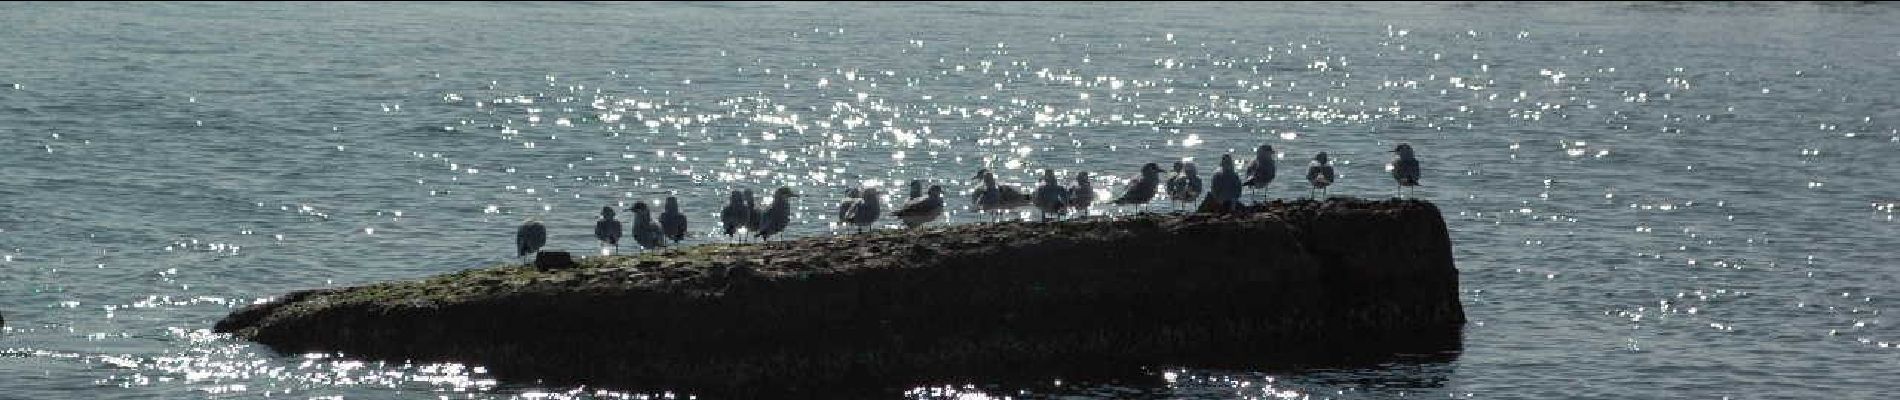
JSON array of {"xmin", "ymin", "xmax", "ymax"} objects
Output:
[
  {"xmin": 533, "ymin": 251, "xmax": 576, "ymax": 271},
  {"xmin": 214, "ymin": 198, "xmax": 1464, "ymax": 397}
]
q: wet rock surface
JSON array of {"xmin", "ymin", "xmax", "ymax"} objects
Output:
[{"xmin": 215, "ymin": 198, "xmax": 1464, "ymax": 397}]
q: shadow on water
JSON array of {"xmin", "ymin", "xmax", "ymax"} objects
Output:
[{"xmin": 896, "ymin": 325, "xmax": 1465, "ymax": 398}]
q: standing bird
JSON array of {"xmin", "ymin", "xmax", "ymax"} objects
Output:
[
  {"xmin": 1306, "ymin": 152, "xmax": 1338, "ymax": 199},
  {"xmin": 660, "ymin": 196, "xmax": 688, "ymax": 245},
  {"xmin": 969, "ymin": 168, "xmax": 1032, "ymax": 221},
  {"xmin": 843, "ymin": 188, "xmax": 883, "ymax": 233},
  {"xmin": 1242, "ymin": 144, "xmax": 1276, "ymax": 200},
  {"xmin": 1201, "ymin": 154, "xmax": 1244, "ymax": 213},
  {"xmin": 1388, "ymin": 143, "xmax": 1422, "ymax": 199},
  {"xmin": 1111, "ymin": 163, "xmax": 1167, "ymax": 211},
  {"xmin": 593, "ymin": 206, "xmax": 623, "ymax": 254},
  {"xmin": 907, "ymin": 179, "xmax": 925, "ymax": 202},
  {"xmin": 1032, "ymin": 169, "xmax": 1071, "ymax": 221},
  {"xmin": 720, "ymin": 190, "xmax": 751, "ymax": 241},
  {"xmin": 756, "ymin": 187, "xmax": 799, "ymax": 241},
  {"xmin": 1067, "ymin": 171, "xmax": 1096, "ymax": 217},
  {"xmin": 836, "ymin": 187, "xmax": 863, "ymax": 228},
  {"xmin": 629, "ymin": 202, "xmax": 666, "ymax": 251},
  {"xmin": 892, "ymin": 185, "xmax": 946, "ymax": 229},
  {"xmin": 1166, "ymin": 161, "xmax": 1203, "ymax": 210},
  {"xmin": 516, "ymin": 219, "xmax": 547, "ymax": 261}
]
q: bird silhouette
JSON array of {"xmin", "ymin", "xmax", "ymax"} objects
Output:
[
  {"xmin": 1306, "ymin": 152, "xmax": 1337, "ymax": 199},
  {"xmin": 516, "ymin": 219, "xmax": 547, "ymax": 260},
  {"xmin": 593, "ymin": 206, "xmax": 623, "ymax": 253},
  {"xmin": 720, "ymin": 190, "xmax": 751, "ymax": 241},
  {"xmin": 630, "ymin": 202, "xmax": 666, "ymax": 251},
  {"xmin": 892, "ymin": 185, "xmax": 945, "ymax": 229},
  {"xmin": 756, "ymin": 187, "xmax": 798, "ymax": 241},
  {"xmin": 970, "ymin": 168, "xmax": 1031, "ymax": 221},
  {"xmin": 1032, "ymin": 169, "xmax": 1070, "ymax": 221},
  {"xmin": 1111, "ymin": 163, "xmax": 1166, "ymax": 211},
  {"xmin": 907, "ymin": 179, "xmax": 924, "ymax": 201},
  {"xmin": 843, "ymin": 187, "xmax": 882, "ymax": 233},
  {"xmin": 1201, "ymin": 154, "xmax": 1244, "ymax": 213},
  {"xmin": 836, "ymin": 187, "xmax": 862, "ymax": 228},
  {"xmin": 1066, "ymin": 171, "xmax": 1097, "ymax": 217},
  {"xmin": 660, "ymin": 196, "xmax": 688, "ymax": 245},
  {"xmin": 1242, "ymin": 144, "xmax": 1276, "ymax": 200},
  {"xmin": 1388, "ymin": 143, "xmax": 1422, "ymax": 199},
  {"xmin": 1166, "ymin": 161, "xmax": 1203, "ymax": 210}
]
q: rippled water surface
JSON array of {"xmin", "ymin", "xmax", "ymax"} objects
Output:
[{"xmin": 4, "ymin": 2, "xmax": 1899, "ymax": 398}]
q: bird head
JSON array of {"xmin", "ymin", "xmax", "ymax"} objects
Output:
[
  {"xmin": 600, "ymin": 206, "xmax": 616, "ymax": 219},
  {"xmin": 1042, "ymin": 169, "xmax": 1058, "ymax": 183},
  {"xmin": 859, "ymin": 188, "xmax": 880, "ymax": 200},
  {"xmin": 1171, "ymin": 161, "xmax": 1184, "ymax": 172},
  {"xmin": 1142, "ymin": 163, "xmax": 1163, "ymax": 175},
  {"xmin": 927, "ymin": 185, "xmax": 945, "ymax": 197},
  {"xmin": 775, "ymin": 187, "xmax": 799, "ymax": 198},
  {"xmin": 1074, "ymin": 171, "xmax": 1091, "ymax": 184},
  {"xmin": 1314, "ymin": 152, "xmax": 1330, "ymax": 164},
  {"xmin": 1220, "ymin": 154, "xmax": 1236, "ymax": 170},
  {"xmin": 844, "ymin": 187, "xmax": 861, "ymax": 197},
  {"xmin": 1257, "ymin": 144, "xmax": 1275, "ymax": 157},
  {"xmin": 630, "ymin": 202, "xmax": 651, "ymax": 215},
  {"xmin": 664, "ymin": 196, "xmax": 680, "ymax": 212},
  {"xmin": 1391, "ymin": 143, "xmax": 1415, "ymax": 157}
]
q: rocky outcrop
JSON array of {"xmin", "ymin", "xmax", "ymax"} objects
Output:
[{"xmin": 215, "ymin": 198, "xmax": 1464, "ymax": 397}]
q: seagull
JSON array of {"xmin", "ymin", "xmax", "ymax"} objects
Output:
[
  {"xmin": 1067, "ymin": 171, "xmax": 1096, "ymax": 217},
  {"xmin": 720, "ymin": 190, "xmax": 751, "ymax": 241},
  {"xmin": 1111, "ymin": 163, "xmax": 1166, "ymax": 211},
  {"xmin": 843, "ymin": 187, "xmax": 882, "ymax": 233},
  {"xmin": 1306, "ymin": 152, "xmax": 1338, "ymax": 199},
  {"xmin": 516, "ymin": 218, "xmax": 547, "ymax": 261},
  {"xmin": 970, "ymin": 168, "xmax": 1031, "ymax": 221},
  {"xmin": 907, "ymin": 179, "xmax": 925, "ymax": 201},
  {"xmin": 1032, "ymin": 169, "xmax": 1070, "ymax": 221},
  {"xmin": 892, "ymin": 185, "xmax": 945, "ymax": 229},
  {"xmin": 660, "ymin": 196, "xmax": 688, "ymax": 245},
  {"xmin": 630, "ymin": 202, "xmax": 666, "ymax": 251},
  {"xmin": 756, "ymin": 187, "xmax": 798, "ymax": 241},
  {"xmin": 836, "ymin": 187, "xmax": 862, "ymax": 229},
  {"xmin": 1201, "ymin": 154, "xmax": 1244, "ymax": 213},
  {"xmin": 593, "ymin": 206, "xmax": 623, "ymax": 253},
  {"xmin": 1388, "ymin": 143, "xmax": 1422, "ymax": 199},
  {"xmin": 1242, "ymin": 144, "xmax": 1276, "ymax": 200},
  {"xmin": 1166, "ymin": 161, "xmax": 1203, "ymax": 211}
]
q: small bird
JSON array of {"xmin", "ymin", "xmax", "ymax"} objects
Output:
[
  {"xmin": 843, "ymin": 187, "xmax": 882, "ymax": 233},
  {"xmin": 1067, "ymin": 171, "xmax": 1096, "ymax": 217},
  {"xmin": 756, "ymin": 187, "xmax": 799, "ymax": 241},
  {"xmin": 1111, "ymin": 163, "xmax": 1166, "ymax": 210},
  {"xmin": 1032, "ymin": 169, "xmax": 1070, "ymax": 221},
  {"xmin": 970, "ymin": 168, "xmax": 1032, "ymax": 221},
  {"xmin": 892, "ymin": 185, "xmax": 946, "ymax": 229},
  {"xmin": 907, "ymin": 179, "xmax": 925, "ymax": 201},
  {"xmin": 1201, "ymin": 154, "xmax": 1244, "ymax": 213},
  {"xmin": 660, "ymin": 196, "xmax": 688, "ymax": 245},
  {"xmin": 516, "ymin": 219, "xmax": 547, "ymax": 261},
  {"xmin": 1242, "ymin": 144, "xmax": 1276, "ymax": 200},
  {"xmin": 1166, "ymin": 161, "xmax": 1203, "ymax": 210},
  {"xmin": 720, "ymin": 190, "xmax": 751, "ymax": 241},
  {"xmin": 630, "ymin": 202, "xmax": 666, "ymax": 250},
  {"xmin": 1306, "ymin": 152, "xmax": 1338, "ymax": 199},
  {"xmin": 593, "ymin": 206, "xmax": 623, "ymax": 253},
  {"xmin": 1388, "ymin": 143, "xmax": 1422, "ymax": 199},
  {"xmin": 836, "ymin": 187, "xmax": 862, "ymax": 228}
]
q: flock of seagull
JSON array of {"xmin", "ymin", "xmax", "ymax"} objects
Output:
[{"xmin": 515, "ymin": 143, "xmax": 1423, "ymax": 259}]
